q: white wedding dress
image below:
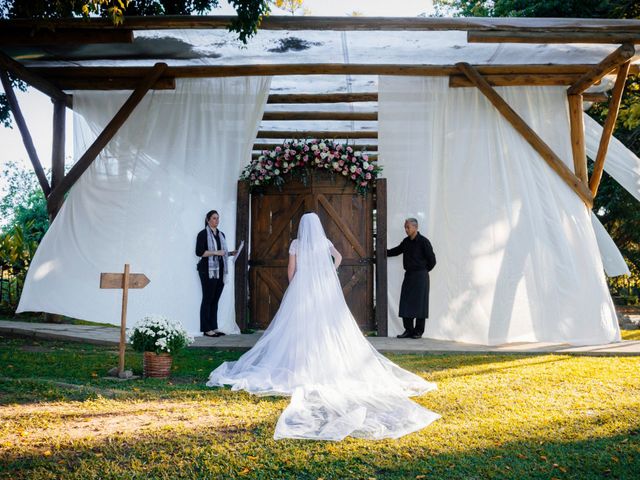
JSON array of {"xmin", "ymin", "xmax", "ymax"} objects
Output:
[{"xmin": 207, "ymin": 213, "xmax": 440, "ymax": 440}]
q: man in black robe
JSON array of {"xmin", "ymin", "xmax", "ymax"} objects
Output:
[{"xmin": 387, "ymin": 218, "xmax": 436, "ymax": 339}]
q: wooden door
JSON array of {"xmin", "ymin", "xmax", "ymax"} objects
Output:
[{"xmin": 249, "ymin": 171, "xmax": 375, "ymax": 331}]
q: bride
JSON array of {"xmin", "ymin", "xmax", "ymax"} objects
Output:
[{"xmin": 207, "ymin": 212, "xmax": 440, "ymax": 440}]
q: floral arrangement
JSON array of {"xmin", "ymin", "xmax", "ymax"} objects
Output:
[
  {"xmin": 240, "ymin": 139, "xmax": 382, "ymax": 195},
  {"xmin": 128, "ymin": 315, "xmax": 194, "ymax": 355}
]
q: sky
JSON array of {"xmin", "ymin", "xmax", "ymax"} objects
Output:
[{"xmin": 0, "ymin": 0, "xmax": 434, "ymax": 186}]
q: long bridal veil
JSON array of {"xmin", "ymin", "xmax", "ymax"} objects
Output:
[{"xmin": 207, "ymin": 213, "xmax": 440, "ymax": 440}]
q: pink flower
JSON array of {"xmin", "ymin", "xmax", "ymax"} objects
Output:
[
  {"xmin": 351, "ymin": 174, "xmax": 357, "ymax": 180},
  {"xmin": 365, "ymin": 173, "xmax": 372, "ymax": 180},
  {"xmin": 363, "ymin": 155, "xmax": 369, "ymax": 161},
  {"xmin": 368, "ymin": 164, "xmax": 374, "ymax": 171},
  {"xmin": 338, "ymin": 160, "xmax": 345, "ymax": 166},
  {"xmin": 275, "ymin": 146, "xmax": 282, "ymax": 152},
  {"xmin": 356, "ymin": 168, "xmax": 362, "ymax": 175},
  {"xmin": 360, "ymin": 181, "xmax": 368, "ymax": 186}
]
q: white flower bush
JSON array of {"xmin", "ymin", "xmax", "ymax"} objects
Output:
[{"xmin": 128, "ymin": 314, "xmax": 194, "ymax": 354}]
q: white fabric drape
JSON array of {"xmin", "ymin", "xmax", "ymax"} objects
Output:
[
  {"xmin": 590, "ymin": 212, "xmax": 630, "ymax": 277},
  {"xmin": 379, "ymin": 77, "xmax": 620, "ymax": 346},
  {"xmin": 18, "ymin": 77, "xmax": 271, "ymax": 335},
  {"xmin": 584, "ymin": 113, "xmax": 640, "ymax": 202}
]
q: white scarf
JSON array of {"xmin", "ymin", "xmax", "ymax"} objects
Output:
[{"xmin": 206, "ymin": 225, "xmax": 228, "ymax": 280}]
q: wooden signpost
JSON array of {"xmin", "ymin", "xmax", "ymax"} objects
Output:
[{"xmin": 100, "ymin": 264, "xmax": 150, "ymax": 377}]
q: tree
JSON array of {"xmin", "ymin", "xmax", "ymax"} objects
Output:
[{"xmin": 275, "ymin": 0, "xmax": 303, "ymax": 15}]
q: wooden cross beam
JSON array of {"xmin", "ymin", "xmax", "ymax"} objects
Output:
[
  {"xmin": 456, "ymin": 62, "xmax": 594, "ymax": 208},
  {"xmin": 256, "ymin": 130, "xmax": 378, "ymax": 139},
  {"xmin": 589, "ymin": 61, "xmax": 631, "ymax": 197},
  {"xmin": 467, "ymin": 30, "xmax": 640, "ymax": 44},
  {"xmin": 0, "ymin": 50, "xmax": 71, "ymax": 107},
  {"xmin": 450, "ymin": 73, "xmax": 581, "ymax": 88},
  {"xmin": 262, "ymin": 111, "xmax": 378, "ymax": 121},
  {"xmin": 46, "ymin": 62, "xmax": 168, "ymax": 214},
  {"xmin": 0, "ymin": 70, "xmax": 51, "ymax": 197},
  {"xmin": 567, "ymin": 43, "xmax": 636, "ymax": 95}
]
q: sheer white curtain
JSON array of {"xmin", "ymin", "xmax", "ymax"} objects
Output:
[
  {"xmin": 18, "ymin": 77, "xmax": 271, "ymax": 334},
  {"xmin": 379, "ymin": 77, "xmax": 620, "ymax": 345}
]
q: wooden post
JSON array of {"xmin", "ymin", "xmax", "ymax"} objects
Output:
[
  {"xmin": 119, "ymin": 264, "xmax": 130, "ymax": 374},
  {"xmin": 375, "ymin": 178, "xmax": 388, "ymax": 337},
  {"xmin": 455, "ymin": 62, "xmax": 594, "ymax": 208},
  {"xmin": 567, "ymin": 94, "xmax": 588, "ymax": 184},
  {"xmin": 589, "ymin": 61, "xmax": 631, "ymax": 197},
  {"xmin": 50, "ymin": 98, "xmax": 66, "ymax": 221},
  {"xmin": 100, "ymin": 266, "xmax": 150, "ymax": 376},
  {"xmin": 235, "ymin": 180, "xmax": 250, "ymax": 331}
]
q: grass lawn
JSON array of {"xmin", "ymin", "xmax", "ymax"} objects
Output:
[{"xmin": 0, "ymin": 335, "xmax": 639, "ymax": 480}]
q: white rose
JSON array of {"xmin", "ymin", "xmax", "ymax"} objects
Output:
[{"xmin": 350, "ymin": 165, "xmax": 357, "ymax": 173}]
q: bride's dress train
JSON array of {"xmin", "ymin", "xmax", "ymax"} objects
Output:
[{"xmin": 207, "ymin": 214, "xmax": 440, "ymax": 440}]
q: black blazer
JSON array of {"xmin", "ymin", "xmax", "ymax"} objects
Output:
[{"xmin": 195, "ymin": 228, "xmax": 225, "ymax": 273}]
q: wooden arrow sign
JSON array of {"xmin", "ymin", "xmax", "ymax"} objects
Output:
[
  {"xmin": 100, "ymin": 264, "xmax": 150, "ymax": 376},
  {"xmin": 100, "ymin": 272, "xmax": 150, "ymax": 289}
]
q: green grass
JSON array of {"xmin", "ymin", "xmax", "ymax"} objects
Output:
[{"xmin": 0, "ymin": 336, "xmax": 639, "ymax": 479}]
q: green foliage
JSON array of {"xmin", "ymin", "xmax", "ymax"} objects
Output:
[{"xmin": 432, "ymin": 0, "xmax": 636, "ymax": 18}]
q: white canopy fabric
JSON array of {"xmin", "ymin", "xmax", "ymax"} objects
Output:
[
  {"xmin": 17, "ymin": 77, "xmax": 271, "ymax": 334},
  {"xmin": 584, "ymin": 113, "xmax": 640, "ymax": 203},
  {"xmin": 379, "ymin": 77, "xmax": 621, "ymax": 346}
]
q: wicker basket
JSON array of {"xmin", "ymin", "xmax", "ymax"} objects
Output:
[{"xmin": 143, "ymin": 351, "xmax": 173, "ymax": 378}]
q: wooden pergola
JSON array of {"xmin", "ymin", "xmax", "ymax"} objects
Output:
[{"xmin": 1, "ymin": 15, "xmax": 639, "ymax": 330}]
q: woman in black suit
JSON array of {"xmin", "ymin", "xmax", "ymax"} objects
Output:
[{"xmin": 196, "ymin": 210, "xmax": 236, "ymax": 337}]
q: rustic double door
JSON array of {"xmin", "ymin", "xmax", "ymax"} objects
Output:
[{"xmin": 248, "ymin": 171, "xmax": 376, "ymax": 331}]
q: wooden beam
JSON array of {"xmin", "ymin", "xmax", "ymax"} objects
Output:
[
  {"xmin": 2, "ymin": 16, "xmax": 640, "ymax": 32},
  {"xmin": 375, "ymin": 178, "xmax": 388, "ymax": 337},
  {"xmin": 46, "ymin": 63, "xmax": 168, "ymax": 213},
  {"xmin": 455, "ymin": 62, "xmax": 593, "ymax": 208},
  {"xmin": 31, "ymin": 63, "xmax": 596, "ymax": 83},
  {"xmin": 0, "ymin": 28, "xmax": 134, "ymax": 45},
  {"xmin": 50, "ymin": 77, "xmax": 176, "ymax": 91},
  {"xmin": 589, "ymin": 61, "xmax": 631, "ymax": 197},
  {"xmin": 450, "ymin": 73, "xmax": 581, "ymax": 88},
  {"xmin": 262, "ymin": 111, "xmax": 377, "ymax": 121},
  {"xmin": 468, "ymin": 30, "xmax": 640, "ymax": 44},
  {"xmin": 235, "ymin": 180, "xmax": 250, "ymax": 331},
  {"xmin": 0, "ymin": 50, "xmax": 71, "ymax": 107},
  {"xmin": 268, "ymin": 93, "xmax": 378, "ymax": 104},
  {"xmin": 256, "ymin": 130, "xmax": 378, "ymax": 139},
  {"xmin": 567, "ymin": 43, "xmax": 636, "ymax": 95},
  {"xmin": 583, "ymin": 92, "xmax": 609, "ymax": 103},
  {"xmin": 253, "ymin": 142, "xmax": 378, "ymax": 151},
  {"xmin": 0, "ymin": 70, "xmax": 51, "ymax": 196},
  {"xmin": 50, "ymin": 98, "xmax": 66, "ymax": 220},
  {"xmin": 567, "ymin": 94, "xmax": 588, "ymax": 184}
]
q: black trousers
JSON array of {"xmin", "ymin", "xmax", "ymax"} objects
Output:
[
  {"xmin": 199, "ymin": 271, "xmax": 224, "ymax": 332},
  {"xmin": 403, "ymin": 317, "xmax": 426, "ymax": 336}
]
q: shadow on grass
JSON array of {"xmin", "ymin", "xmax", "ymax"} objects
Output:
[{"xmin": 2, "ymin": 421, "xmax": 638, "ymax": 480}]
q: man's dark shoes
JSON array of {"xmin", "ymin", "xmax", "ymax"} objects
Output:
[
  {"xmin": 204, "ymin": 331, "xmax": 221, "ymax": 337},
  {"xmin": 411, "ymin": 333, "xmax": 423, "ymax": 339},
  {"xmin": 397, "ymin": 331, "xmax": 413, "ymax": 339}
]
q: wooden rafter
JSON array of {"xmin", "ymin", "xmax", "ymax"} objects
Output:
[
  {"xmin": 0, "ymin": 28, "xmax": 133, "ymax": 46},
  {"xmin": 46, "ymin": 62, "xmax": 168, "ymax": 213},
  {"xmin": 567, "ymin": 43, "xmax": 636, "ymax": 95},
  {"xmin": 567, "ymin": 94, "xmax": 588, "ymax": 184},
  {"xmin": 2, "ymin": 16, "xmax": 640, "ymax": 33},
  {"xmin": 51, "ymin": 77, "xmax": 176, "ymax": 91},
  {"xmin": 589, "ymin": 61, "xmax": 631, "ymax": 197},
  {"xmin": 262, "ymin": 111, "xmax": 377, "ymax": 121},
  {"xmin": 0, "ymin": 70, "xmax": 51, "ymax": 196},
  {"xmin": 268, "ymin": 93, "xmax": 378, "ymax": 104},
  {"xmin": 257, "ymin": 130, "xmax": 377, "ymax": 139},
  {"xmin": 0, "ymin": 50, "xmax": 71, "ymax": 107},
  {"xmin": 468, "ymin": 31, "xmax": 640, "ymax": 44},
  {"xmin": 450, "ymin": 73, "xmax": 581, "ymax": 88},
  {"xmin": 456, "ymin": 62, "xmax": 594, "ymax": 208}
]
